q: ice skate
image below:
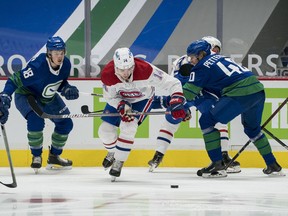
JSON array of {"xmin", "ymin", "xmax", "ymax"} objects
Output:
[
  {"xmin": 199, "ymin": 160, "xmax": 227, "ymax": 178},
  {"xmin": 31, "ymin": 156, "xmax": 42, "ymax": 174},
  {"xmin": 222, "ymin": 151, "xmax": 241, "ymax": 174},
  {"xmin": 109, "ymin": 160, "xmax": 124, "ymax": 182},
  {"xmin": 102, "ymin": 152, "xmax": 115, "ymax": 170},
  {"xmin": 46, "ymin": 153, "xmax": 72, "ymax": 170},
  {"xmin": 148, "ymin": 151, "xmax": 164, "ymax": 172},
  {"xmin": 263, "ymin": 161, "xmax": 285, "ymax": 177}
]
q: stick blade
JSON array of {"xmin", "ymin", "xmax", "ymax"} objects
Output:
[
  {"xmin": 81, "ymin": 105, "xmax": 90, "ymax": 114},
  {"xmin": 0, "ymin": 181, "xmax": 17, "ymax": 188}
]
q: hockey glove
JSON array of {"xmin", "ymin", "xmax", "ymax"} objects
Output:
[
  {"xmin": 169, "ymin": 95, "xmax": 186, "ymax": 120},
  {"xmin": 61, "ymin": 84, "xmax": 79, "ymax": 100},
  {"xmin": 117, "ymin": 100, "xmax": 134, "ymax": 122},
  {"xmin": 182, "ymin": 108, "xmax": 192, "ymax": 122},
  {"xmin": 179, "ymin": 64, "xmax": 193, "ymax": 76},
  {"xmin": 0, "ymin": 93, "xmax": 12, "ymax": 124}
]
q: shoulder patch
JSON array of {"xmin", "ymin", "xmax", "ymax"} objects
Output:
[
  {"xmin": 133, "ymin": 58, "xmax": 153, "ymax": 81},
  {"xmin": 100, "ymin": 60, "xmax": 120, "ymax": 86}
]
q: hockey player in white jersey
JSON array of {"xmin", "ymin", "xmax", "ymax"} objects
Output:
[
  {"xmin": 98, "ymin": 47, "xmax": 188, "ymax": 181},
  {"xmin": 148, "ymin": 36, "xmax": 241, "ymax": 174}
]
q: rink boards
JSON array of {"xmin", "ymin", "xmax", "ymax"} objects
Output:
[{"xmin": 0, "ymin": 79, "xmax": 287, "ymax": 167}]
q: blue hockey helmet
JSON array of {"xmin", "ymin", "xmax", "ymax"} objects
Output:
[
  {"xmin": 46, "ymin": 36, "xmax": 66, "ymax": 51},
  {"xmin": 186, "ymin": 39, "xmax": 211, "ymax": 56}
]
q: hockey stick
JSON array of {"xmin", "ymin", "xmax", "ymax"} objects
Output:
[
  {"xmin": 49, "ymin": 89, "xmax": 103, "ymax": 97},
  {"xmin": 262, "ymin": 127, "xmax": 288, "ymax": 151},
  {"xmin": 79, "ymin": 92, "xmax": 103, "ymax": 97},
  {"xmin": 81, "ymin": 105, "xmax": 103, "ymax": 114},
  {"xmin": 224, "ymin": 97, "xmax": 288, "ymax": 170},
  {"xmin": 27, "ymin": 95, "xmax": 169, "ymax": 119},
  {"xmin": 81, "ymin": 104, "xmax": 171, "ymax": 116},
  {"xmin": 0, "ymin": 124, "xmax": 17, "ymax": 188}
]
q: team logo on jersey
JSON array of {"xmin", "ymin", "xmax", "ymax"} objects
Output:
[
  {"xmin": 119, "ymin": 91, "xmax": 143, "ymax": 98},
  {"xmin": 153, "ymin": 68, "xmax": 163, "ymax": 80}
]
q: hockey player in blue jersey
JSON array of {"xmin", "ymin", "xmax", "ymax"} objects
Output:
[
  {"xmin": 148, "ymin": 36, "xmax": 241, "ymax": 174},
  {"xmin": 0, "ymin": 36, "xmax": 79, "ymax": 173},
  {"xmin": 183, "ymin": 39, "xmax": 284, "ymax": 178}
]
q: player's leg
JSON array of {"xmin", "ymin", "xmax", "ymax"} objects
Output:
[
  {"xmin": 197, "ymin": 95, "xmax": 241, "ymax": 173},
  {"xmin": 148, "ymin": 114, "xmax": 181, "ymax": 172},
  {"xmin": 27, "ymin": 113, "xmax": 45, "ymax": 173},
  {"xmin": 109, "ymin": 99, "xmax": 153, "ymax": 181},
  {"xmin": 44, "ymin": 94, "xmax": 73, "ymax": 170},
  {"xmin": 15, "ymin": 94, "xmax": 45, "ymax": 173},
  {"xmin": 241, "ymin": 91, "xmax": 284, "ymax": 176},
  {"xmin": 48, "ymin": 119, "xmax": 73, "ymax": 170},
  {"xmin": 108, "ymin": 119, "xmax": 138, "ymax": 181},
  {"xmin": 98, "ymin": 120, "xmax": 118, "ymax": 169},
  {"xmin": 98, "ymin": 103, "xmax": 121, "ymax": 169},
  {"xmin": 198, "ymin": 97, "xmax": 243, "ymax": 178}
]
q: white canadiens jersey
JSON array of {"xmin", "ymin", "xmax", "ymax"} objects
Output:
[{"xmin": 101, "ymin": 58, "xmax": 183, "ymax": 108}]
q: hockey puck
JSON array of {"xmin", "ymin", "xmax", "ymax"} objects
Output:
[{"xmin": 170, "ymin": 185, "xmax": 179, "ymax": 188}]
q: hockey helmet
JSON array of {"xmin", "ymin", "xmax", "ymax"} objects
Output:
[
  {"xmin": 202, "ymin": 36, "xmax": 222, "ymax": 52},
  {"xmin": 186, "ymin": 39, "xmax": 211, "ymax": 57},
  {"xmin": 46, "ymin": 36, "xmax": 66, "ymax": 51},
  {"xmin": 113, "ymin": 47, "xmax": 135, "ymax": 70}
]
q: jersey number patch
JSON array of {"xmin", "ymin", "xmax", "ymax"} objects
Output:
[
  {"xmin": 23, "ymin": 68, "xmax": 34, "ymax": 79},
  {"xmin": 217, "ymin": 58, "xmax": 249, "ymax": 76}
]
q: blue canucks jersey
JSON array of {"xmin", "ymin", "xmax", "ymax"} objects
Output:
[
  {"xmin": 4, "ymin": 53, "xmax": 71, "ymax": 102},
  {"xmin": 183, "ymin": 54, "xmax": 264, "ymax": 101}
]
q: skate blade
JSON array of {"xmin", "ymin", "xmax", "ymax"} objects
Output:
[
  {"xmin": 227, "ymin": 166, "xmax": 241, "ymax": 174},
  {"xmin": 111, "ymin": 176, "xmax": 117, "ymax": 182},
  {"xmin": 149, "ymin": 164, "xmax": 157, "ymax": 172},
  {"xmin": 46, "ymin": 164, "xmax": 72, "ymax": 170},
  {"xmin": 267, "ymin": 170, "xmax": 286, "ymax": 177},
  {"xmin": 33, "ymin": 168, "xmax": 41, "ymax": 174},
  {"xmin": 202, "ymin": 170, "xmax": 227, "ymax": 178}
]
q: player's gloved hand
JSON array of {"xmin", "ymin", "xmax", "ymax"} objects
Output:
[
  {"xmin": 117, "ymin": 100, "xmax": 134, "ymax": 122},
  {"xmin": 0, "ymin": 93, "xmax": 12, "ymax": 124},
  {"xmin": 61, "ymin": 84, "xmax": 79, "ymax": 100},
  {"xmin": 182, "ymin": 108, "xmax": 192, "ymax": 122},
  {"xmin": 169, "ymin": 94, "xmax": 186, "ymax": 119},
  {"xmin": 179, "ymin": 64, "xmax": 193, "ymax": 76}
]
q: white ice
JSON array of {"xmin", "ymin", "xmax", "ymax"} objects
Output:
[{"xmin": 0, "ymin": 167, "xmax": 287, "ymax": 216}]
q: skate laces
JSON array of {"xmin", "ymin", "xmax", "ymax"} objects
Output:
[
  {"xmin": 58, "ymin": 156, "xmax": 69, "ymax": 163},
  {"xmin": 33, "ymin": 156, "xmax": 42, "ymax": 163},
  {"xmin": 112, "ymin": 161, "xmax": 123, "ymax": 171},
  {"xmin": 106, "ymin": 152, "xmax": 115, "ymax": 161},
  {"xmin": 153, "ymin": 153, "xmax": 163, "ymax": 163}
]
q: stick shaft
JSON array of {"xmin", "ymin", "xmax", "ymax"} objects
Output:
[
  {"xmin": 27, "ymin": 95, "xmax": 169, "ymax": 119},
  {"xmin": 79, "ymin": 92, "xmax": 103, "ymax": 97},
  {"xmin": 262, "ymin": 128, "xmax": 288, "ymax": 151},
  {"xmin": 0, "ymin": 124, "xmax": 17, "ymax": 188}
]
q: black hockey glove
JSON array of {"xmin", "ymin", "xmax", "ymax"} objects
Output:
[
  {"xmin": 182, "ymin": 108, "xmax": 192, "ymax": 122},
  {"xmin": 0, "ymin": 92, "xmax": 11, "ymax": 124},
  {"xmin": 179, "ymin": 64, "xmax": 193, "ymax": 76},
  {"xmin": 61, "ymin": 84, "xmax": 79, "ymax": 100}
]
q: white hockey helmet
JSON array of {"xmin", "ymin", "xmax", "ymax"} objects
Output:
[
  {"xmin": 202, "ymin": 36, "xmax": 222, "ymax": 52},
  {"xmin": 113, "ymin": 47, "xmax": 135, "ymax": 70}
]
